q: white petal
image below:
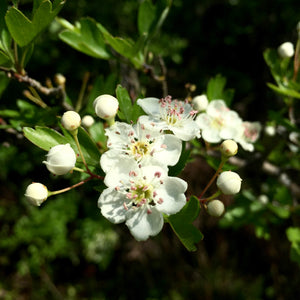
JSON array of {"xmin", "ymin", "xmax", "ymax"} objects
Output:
[
  {"xmin": 196, "ymin": 113, "xmax": 212, "ymax": 130},
  {"xmin": 105, "ymin": 122, "xmax": 133, "ymax": 147},
  {"xmin": 137, "ymin": 97, "xmax": 160, "ymax": 116},
  {"xmin": 171, "ymin": 120, "xmax": 200, "ymax": 141},
  {"xmin": 98, "ymin": 188, "xmax": 128, "ymax": 223},
  {"xmin": 100, "ymin": 149, "xmax": 121, "ymax": 173},
  {"xmin": 155, "ymin": 177, "xmax": 187, "ymax": 215},
  {"xmin": 201, "ymin": 128, "xmax": 222, "ymax": 143},
  {"xmin": 125, "ymin": 206, "xmax": 164, "ymax": 241},
  {"xmin": 104, "ymin": 157, "xmax": 139, "ymax": 187},
  {"xmin": 207, "ymin": 100, "xmax": 228, "ymax": 117},
  {"xmin": 152, "ymin": 134, "xmax": 182, "ymax": 166}
]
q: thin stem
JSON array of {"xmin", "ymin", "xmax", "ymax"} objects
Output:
[
  {"xmin": 199, "ymin": 190, "xmax": 222, "ymax": 204},
  {"xmin": 48, "ymin": 176, "xmax": 92, "ymax": 196},
  {"xmin": 23, "ymin": 90, "xmax": 48, "ymax": 108},
  {"xmin": 198, "ymin": 158, "xmax": 226, "ymax": 200},
  {"xmin": 72, "ymin": 132, "xmax": 91, "ymax": 173},
  {"xmin": 75, "ymin": 72, "xmax": 90, "ymax": 112}
]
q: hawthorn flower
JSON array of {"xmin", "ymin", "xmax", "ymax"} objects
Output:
[
  {"xmin": 98, "ymin": 159, "xmax": 187, "ymax": 241},
  {"xmin": 43, "ymin": 144, "xmax": 76, "ymax": 175},
  {"xmin": 137, "ymin": 96, "xmax": 200, "ymax": 141},
  {"xmin": 196, "ymin": 100, "xmax": 243, "ymax": 143},
  {"xmin": 235, "ymin": 121, "xmax": 261, "ymax": 152},
  {"xmin": 25, "ymin": 182, "xmax": 48, "ymax": 206},
  {"xmin": 100, "ymin": 121, "xmax": 182, "ymax": 173}
]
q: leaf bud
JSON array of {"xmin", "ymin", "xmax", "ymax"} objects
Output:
[
  {"xmin": 217, "ymin": 171, "xmax": 242, "ymax": 195},
  {"xmin": 192, "ymin": 94, "xmax": 208, "ymax": 112},
  {"xmin": 25, "ymin": 182, "xmax": 48, "ymax": 206},
  {"xmin": 278, "ymin": 42, "xmax": 294, "ymax": 58},
  {"xmin": 93, "ymin": 94, "xmax": 119, "ymax": 120},
  {"xmin": 61, "ymin": 111, "xmax": 81, "ymax": 131},
  {"xmin": 43, "ymin": 144, "xmax": 76, "ymax": 175},
  {"xmin": 207, "ymin": 199, "xmax": 225, "ymax": 217},
  {"xmin": 220, "ymin": 139, "xmax": 238, "ymax": 157}
]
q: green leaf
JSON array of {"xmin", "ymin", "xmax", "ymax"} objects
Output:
[
  {"xmin": 58, "ymin": 17, "xmax": 111, "ymax": 59},
  {"xmin": 23, "ymin": 126, "xmax": 68, "ymax": 151},
  {"xmin": 138, "ymin": 0, "xmax": 157, "ymax": 36},
  {"xmin": 0, "ymin": 73, "xmax": 10, "ymax": 97},
  {"xmin": 165, "ymin": 196, "xmax": 203, "ymax": 251},
  {"xmin": 169, "ymin": 141, "xmax": 191, "ymax": 176},
  {"xmin": 5, "ymin": 0, "xmax": 65, "ymax": 47},
  {"xmin": 286, "ymin": 227, "xmax": 300, "ymax": 243},
  {"xmin": 267, "ymin": 203, "xmax": 290, "ymax": 219},
  {"xmin": 97, "ymin": 23, "xmax": 144, "ymax": 68},
  {"xmin": 263, "ymin": 48, "xmax": 282, "ymax": 84},
  {"xmin": 267, "ymin": 82, "xmax": 300, "ymax": 99},
  {"xmin": 131, "ymin": 101, "xmax": 145, "ymax": 123},
  {"xmin": 206, "ymin": 74, "xmax": 234, "ymax": 105},
  {"xmin": 116, "ymin": 85, "xmax": 133, "ymax": 123}
]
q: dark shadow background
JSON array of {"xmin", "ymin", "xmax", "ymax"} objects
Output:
[{"xmin": 1, "ymin": 0, "xmax": 300, "ymax": 299}]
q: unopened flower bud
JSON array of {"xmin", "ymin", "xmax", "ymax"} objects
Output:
[
  {"xmin": 82, "ymin": 115, "xmax": 95, "ymax": 128},
  {"xmin": 61, "ymin": 111, "xmax": 81, "ymax": 131},
  {"xmin": 207, "ymin": 199, "xmax": 225, "ymax": 217},
  {"xmin": 217, "ymin": 171, "xmax": 242, "ymax": 195},
  {"xmin": 192, "ymin": 94, "xmax": 208, "ymax": 111},
  {"xmin": 94, "ymin": 94, "xmax": 119, "ymax": 120},
  {"xmin": 54, "ymin": 73, "xmax": 66, "ymax": 86},
  {"xmin": 278, "ymin": 42, "xmax": 294, "ymax": 58},
  {"xmin": 43, "ymin": 144, "xmax": 76, "ymax": 175},
  {"xmin": 25, "ymin": 182, "xmax": 48, "ymax": 206},
  {"xmin": 264, "ymin": 125, "xmax": 276, "ymax": 136},
  {"xmin": 258, "ymin": 194, "xmax": 269, "ymax": 205},
  {"xmin": 220, "ymin": 139, "xmax": 238, "ymax": 157}
]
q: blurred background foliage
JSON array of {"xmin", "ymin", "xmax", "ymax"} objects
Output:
[{"xmin": 0, "ymin": 0, "xmax": 300, "ymax": 299}]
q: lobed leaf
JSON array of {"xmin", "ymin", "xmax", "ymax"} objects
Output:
[{"xmin": 165, "ymin": 195, "xmax": 203, "ymax": 251}]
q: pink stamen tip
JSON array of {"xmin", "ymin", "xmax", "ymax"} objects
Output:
[
  {"xmin": 142, "ymin": 185, "xmax": 149, "ymax": 191},
  {"xmin": 158, "ymin": 198, "xmax": 164, "ymax": 204},
  {"xmin": 131, "ymin": 186, "xmax": 137, "ymax": 190},
  {"xmin": 126, "ymin": 193, "xmax": 132, "ymax": 199},
  {"xmin": 160, "ymin": 144, "xmax": 167, "ymax": 149},
  {"xmin": 147, "ymin": 209, "xmax": 152, "ymax": 214},
  {"xmin": 129, "ymin": 170, "xmax": 137, "ymax": 177},
  {"xmin": 141, "ymin": 124, "xmax": 145, "ymax": 130},
  {"xmin": 146, "ymin": 134, "xmax": 151, "ymax": 139},
  {"xmin": 160, "ymin": 180, "xmax": 164, "ymax": 184},
  {"xmin": 154, "ymin": 172, "xmax": 161, "ymax": 178},
  {"xmin": 115, "ymin": 186, "xmax": 120, "ymax": 191},
  {"xmin": 153, "ymin": 191, "xmax": 157, "ymax": 197},
  {"xmin": 123, "ymin": 202, "xmax": 128, "ymax": 210}
]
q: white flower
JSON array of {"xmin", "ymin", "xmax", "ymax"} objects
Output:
[
  {"xmin": 82, "ymin": 115, "xmax": 95, "ymax": 128},
  {"xmin": 220, "ymin": 139, "xmax": 238, "ymax": 157},
  {"xmin": 61, "ymin": 111, "xmax": 81, "ymax": 131},
  {"xmin": 94, "ymin": 94, "xmax": 119, "ymax": 120},
  {"xmin": 100, "ymin": 121, "xmax": 182, "ymax": 173},
  {"xmin": 196, "ymin": 100, "xmax": 243, "ymax": 143},
  {"xmin": 192, "ymin": 94, "xmax": 209, "ymax": 111},
  {"xmin": 137, "ymin": 96, "xmax": 200, "ymax": 141},
  {"xmin": 98, "ymin": 159, "xmax": 187, "ymax": 241},
  {"xmin": 43, "ymin": 144, "xmax": 76, "ymax": 175},
  {"xmin": 217, "ymin": 171, "xmax": 242, "ymax": 195},
  {"xmin": 207, "ymin": 200, "xmax": 225, "ymax": 217},
  {"xmin": 235, "ymin": 121, "xmax": 261, "ymax": 152},
  {"xmin": 278, "ymin": 42, "xmax": 294, "ymax": 58},
  {"xmin": 25, "ymin": 182, "xmax": 48, "ymax": 206}
]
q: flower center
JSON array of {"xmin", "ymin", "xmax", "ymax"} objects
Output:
[
  {"xmin": 126, "ymin": 182, "xmax": 154, "ymax": 207},
  {"xmin": 130, "ymin": 141, "xmax": 150, "ymax": 159},
  {"xmin": 211, "ymin": 117, "xmax": 225, "ymax": 130}
]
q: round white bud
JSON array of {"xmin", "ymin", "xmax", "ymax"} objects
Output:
[
  {"xmin": 258, "ymin": 194, "xmax": 269, "ymax": 205},
  {"xmin": 217, "ymin": 171, "xmax": 242, "ymax": 195},
  {"xmin": 93, "ymin": 94, "xmax": 119, "ymax": 120},
  {"xmin": 54, "ymin": 73, "xmax": 66, "ymax": 85},
  {"xmin": 192, "ymin": 94, "xmax": 209, "ymax": 111},
  {"xmin": 207, "ymin": 199, "xmax": 225, "ymax": 217},
  {"xmin": 25, "ymin": 182, "xmax": 48, "ymax": 206},
  {"xmin": 43, "ymin": 144, "xmax": 76, "ymax": 175},
  {"xmin": 220, "ymin": 139, "xmax": 238, "ymax": 157},
  {"xmin": 278, "ymin": 42, "xmax": 294, "ymax": 58},
  {"xmin": 61, "ymin": 111, "xmax": 81, "ymax": 131},
  {"xmin": 264, "ymin": 125, "xmax": 276, "ymax": 136},
  {"xmin": 82, "ymin": 115, "xmax": 95, "ymax": 128}
]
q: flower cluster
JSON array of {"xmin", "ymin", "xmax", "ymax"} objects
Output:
[
  {"xmin": 195, "ymin": 99, "xmax": 261, "ymax": 151},
  {"xmin": 97, "ymin": 95, "xmax": 196, "ymax": 241}
]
